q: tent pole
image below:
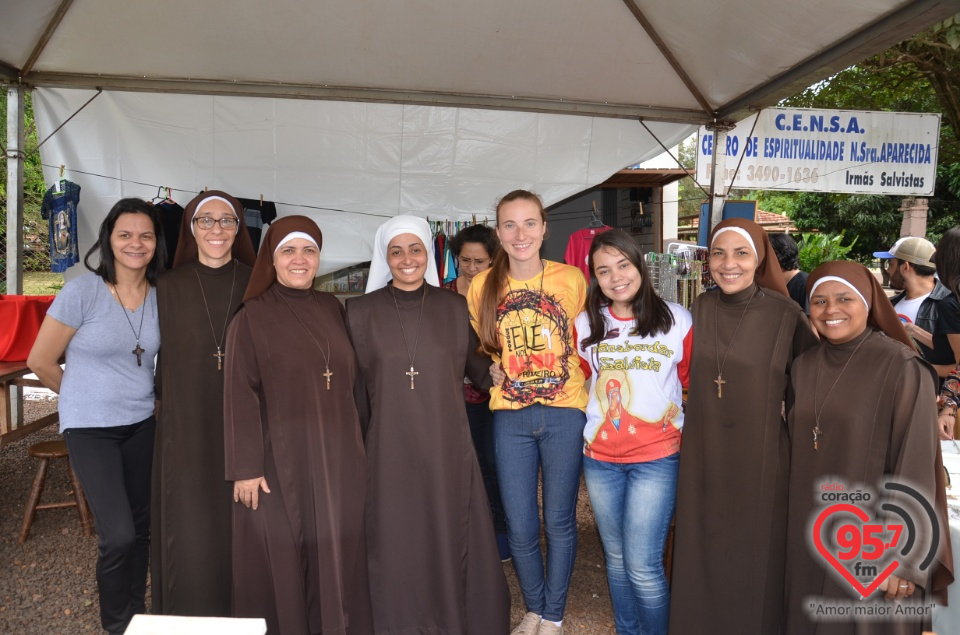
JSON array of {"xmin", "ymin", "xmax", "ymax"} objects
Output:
[
  {"xmin": 705, "ymin": 121, "xmax": 734, "ymax": 234},
  {"xmin": 5, "ymin": 84, "xmax": 25, "ymax": 427},
  {"xmin": 5, "ymin": 84, "xmax": 25, "ymax": 295}
]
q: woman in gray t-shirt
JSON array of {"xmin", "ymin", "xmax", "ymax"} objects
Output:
[{"xmin": 28, "ymin": 197, "xmax": 164, "ymax": 635}]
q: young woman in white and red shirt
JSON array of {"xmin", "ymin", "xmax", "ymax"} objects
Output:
[{"xmin": 574, "ymin": 229, "xmax": 691, "ymax": 635}]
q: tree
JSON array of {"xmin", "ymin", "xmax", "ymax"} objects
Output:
[
  {"xmin": 0, "ymin": 91, "xmax": 53, "ymax": 273},
  {"xmin": 748, "ymin": 17, "xmax": 960, "ymax": 256}
]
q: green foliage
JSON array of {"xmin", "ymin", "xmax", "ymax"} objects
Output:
[
  {"xmin": 757, "ymin": 19, "xmax": 960, "ymax": 258},
  {"xmin": 676, "ymin": 135, "xmax": 704, "ymax": 221},
  {"xmin": 797, "ymin": 232, "xmax": 857, "ymax": 273},
  {"xmin": 1, "ymin": 90, "xmax": 52, "ymax": 274}
]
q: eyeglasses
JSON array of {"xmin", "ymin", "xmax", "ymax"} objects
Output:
[
  {"xmin": 457, "ymin": 256, "xmax": 490, "ymax": 267},
  {"xmin": 193, "ymin": 216, "xmax": 239, "ymax": 230}
]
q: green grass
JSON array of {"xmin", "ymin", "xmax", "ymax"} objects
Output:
[{"xmin": 21, "ymin": 271, "xmax": 64, "ymax": 295}]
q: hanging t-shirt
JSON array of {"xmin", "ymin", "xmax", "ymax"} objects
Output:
[
  {"xmin": 154, "ymin": 200, "xmax": 184, "ymax": 269},
  {"xmin": 40, "ymin": 180, "xmax": 81, "ymax": 273},
  {"xmin": 235, "ymin": 197, "xmax": 278, "ymax": 252},
  {"xmin": 892, "ymin": 293, "xmax": 928, "ymax": 325},
  {"xmin": 564, "ymin": 226, "xmax": 611, "ymax": 278}
]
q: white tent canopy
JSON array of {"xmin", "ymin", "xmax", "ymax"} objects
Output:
[{"xmin": 3, "ymin": 0, "xmax": 958, "ymax": 274}]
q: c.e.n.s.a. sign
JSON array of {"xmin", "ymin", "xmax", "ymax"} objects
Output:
[{"xmin": 696, "ymin": 108, "xmax": 940, "ymax": 196}]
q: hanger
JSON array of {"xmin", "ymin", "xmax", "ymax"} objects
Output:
[
  {"xmin": 152, "ymin": 185, "xmax": 165, "ymax": 203},
  {"xmin": 587, "ymin": 201, "xmax": 606, "ymax": 229},
  {"xmin": 56, "ymin": 164, "xmax": 66, "ymax": 193}
]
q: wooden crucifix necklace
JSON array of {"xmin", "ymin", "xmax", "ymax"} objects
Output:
[
  {"xmin": 713, "ymin": 288, "xmax": 756, "ymax": 398},
  {"xmin": 194, "ymin": 261, "xmax": 238, "ymax": 371},
  {"xmin": 811, "ymin": 332, "xmax": 872, "ymax": 450},
  {"xmin": 278, "ymin": 291, "xmax": 334, "ymax": 390},
  {"xmin": 111, "ymin": 282, "xmax": 149, "ymax": 366},
  {"xmin": 390, "ymin": 284, "xmax": 426, "ymax": 389}
]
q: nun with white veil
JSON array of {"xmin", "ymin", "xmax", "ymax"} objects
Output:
[{"xmin": 345, "ymin": 214, "xmax": 510, "ymax": 634}]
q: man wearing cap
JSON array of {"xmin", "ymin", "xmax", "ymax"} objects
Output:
[{"xmin": 873, "ymin": 236, "xmax": 951, "ymax": 366}]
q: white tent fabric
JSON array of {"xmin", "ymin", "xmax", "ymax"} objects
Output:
[
  {"xmin": 32, "ymin": 88, "xmax": 693, "ymax": 275},
  {"xmin": 3, "ymin": 1, "xmax": 956, "ymax": 121},
  {"xmin": 5, "ymin": 0, "xmax": 959, "ymax": 274}
]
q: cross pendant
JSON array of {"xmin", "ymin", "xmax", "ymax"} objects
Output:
[
  {"xmin": 714, "ymin": 373, "xmax": 725, "ymax": 398},
  {"xmin": 323, "ymin": 366, "xmax": 333, "ymax": 391},
  {"xmin": 813, "ymin": 425, "xmax": 822, "ymax": 451},
  {"xmin": 406, "ymin": 365, "xmax": 419, "ymax": 390},
  {"xmin": 213, "ymin": 347, "xmax": 225, "ymax": 371},
  {"xmin": 133, "ymin": 344, "xmax": 145, "ymax": 367}
]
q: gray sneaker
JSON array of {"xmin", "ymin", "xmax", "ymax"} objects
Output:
[
  {"xmin": 510, "ymin": 612, "xmax": 541, "ymax": 635},
  {"xmin": 538, "ymin": 621, "xmax": 563, "ymax": 635}
]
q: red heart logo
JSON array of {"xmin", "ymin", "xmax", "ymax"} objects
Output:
[{"xmin": 812, "ymin": 503, "xmax": 900, "ymax": 597}]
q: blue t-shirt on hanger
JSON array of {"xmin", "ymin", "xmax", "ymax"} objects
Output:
[{"xmin": 40, "ymin": 180, "xmax": 81, "ymax": 273}]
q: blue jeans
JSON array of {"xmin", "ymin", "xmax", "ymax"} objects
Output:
[
  {"xmin": 583, "ymin": 453, "xmax": 679, "ymax": 635},
  {"xmin": 494, "ymin": 404, "xmax": 585, "ymax": 622}
]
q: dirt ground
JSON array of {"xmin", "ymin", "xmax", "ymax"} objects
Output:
[{"xmin": 0, "ymin": 399, "xmax": 618, "ymax": 634}]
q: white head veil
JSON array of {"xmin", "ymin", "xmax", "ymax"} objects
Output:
[{"xmin": 365, "ymin": 215, "xmax": 440, "ymax": 292}]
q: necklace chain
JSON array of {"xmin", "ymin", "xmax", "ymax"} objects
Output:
[
  {"xmin": 713, "ymin": 286, "xmax": 757, "ymax": 398},
  {"xmin": 277, "ymin": 289, "xmax": 334, "ymax": 390},
  {"xmin": 194, "ymin": 261, "xmax": 238, "ymax": 371},
  {"xmin": 507, "ymin": 259, "xmax": 545, "ymax": 357},
  {"xmin": 812, "ymin": 332, "xmax": 872, "ymax": 450},
  {"xmin": 111, "ymin": 281, "xmax": 148, "ymax": 367},
  {"xmin": 390, "ymin": 284, "xmax": 426, "ymax": 389}
]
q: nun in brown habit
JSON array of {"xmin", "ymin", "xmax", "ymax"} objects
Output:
[
  {"xmin": 783, "ymin": 260, "xmax": 953, "ymax": 634},
  {"xmin": 152, "ymin": 190, "xmax": 256, "ymax": 616},
  {"xmin": 224, "ymin": 216, "xmax": 373, "ymax": 635},
  {"xmin": 345, "ymin": 215, "xmax": 510, "ymax": 634},
  {"xmin": 668, "ymin": 218, "xmax": 820, "ymax": 635}
]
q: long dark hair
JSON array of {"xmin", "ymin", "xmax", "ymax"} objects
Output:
[
  {"xmin": 580, "ymin": 230, "xmax": 674, "ymax": 349},
  {"xmin": 476, "ymin": 189, "xmax": 546, "ymax": 355},
  {"xmin": 936, "ymin": 227, "xmax": 960, "ymax": 297},
  {"xmin": 84, "ymin": 198, "xmax": 166, "ymax": 285}
]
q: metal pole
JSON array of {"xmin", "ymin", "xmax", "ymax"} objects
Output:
[
  {"xmin": 705, "ymin": 121, "xmax": 735, "ymax": 234},
  {"xmin": 6, "ymin": 85, "xmax": 25, "ymax": 295},
  {"xmin": 5, "ymin": 85, "xmax": 25, "ymax": 426}
]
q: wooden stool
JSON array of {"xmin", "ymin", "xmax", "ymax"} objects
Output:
[{"xmin": 18, "ymin": 440, "xmax": 93, "ymax": 543}]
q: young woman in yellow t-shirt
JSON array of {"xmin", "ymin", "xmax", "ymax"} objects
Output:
[{"xmin": 468, "ymin": 189, "xmax": 588, "ymax": 635}]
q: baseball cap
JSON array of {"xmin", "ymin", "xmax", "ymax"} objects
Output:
[{"xmin": 872, "ymin": 236, "xmax": 936, "ymax": 268}]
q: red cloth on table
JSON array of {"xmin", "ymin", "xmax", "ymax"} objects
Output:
[{"xmin": 0, "ymin": 295, "xmax": 55, "ymax": 361}]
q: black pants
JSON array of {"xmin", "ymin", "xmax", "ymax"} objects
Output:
[{"xmin": 64, "ymin": 416, "xmax": 155, "ymax": 635}]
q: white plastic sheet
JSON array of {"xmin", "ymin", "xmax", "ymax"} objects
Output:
[{"xmin": 33, "ymin": 88, "xmax": 693, "ymax": 275}]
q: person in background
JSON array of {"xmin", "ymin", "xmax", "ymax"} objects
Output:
[
  {"xmin": 224, "ymin": 216, "xmax": 373, "ymax": 635},
  {"xmin": 469, "ymin": 190, "xmax": 588, "ymax": 635},
  {"xmin": 151, "ymin": 190, "xmax": 256, "ymax": 617},
  {"xmin": 575, "ymin": 229, "xmax": 692, "ymax": 635},
  {"xmin": 873, "ymin": 236, "xmax": 952, "ymax": 369},
  {"xmin": 769, "ymin": 232, "xmax": 809, "ymax": 312},
  {"xmin": 444, "ymin": 223, "xmax": 510, "ymax": 561},
  {"xmin": 347, "ymin": 215, "xmax": 509, "ymax": 635},
  {"xmin": 28, "ymin": 198, "xmax": 165, "ymax": 635},
  {"xmin": 668, "ymin": 218, "xmax": 818, "ymax": 635},
  {"xmin": 783, "ymin": 260, "xmax": 953, "ymax": 634},
  {"xmin": 932, "ymin": 228, "xmax": 960, "ymax": 439}
]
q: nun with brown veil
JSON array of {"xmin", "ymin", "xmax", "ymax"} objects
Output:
[
  {"xmin": 783, "ymin": 260, "xmax": 953, "ymax": 634},
  {"xmin": 668, "ymin": 218, "xmax": 819, "ymax": 635},
  {"xmin": 223, "ymin": 216, "xmax": 373, "ymax": 635},
  {"xmin": 152, "ymin": 190, "xmax": 256, "ymax": 616}
]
